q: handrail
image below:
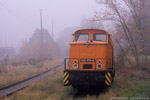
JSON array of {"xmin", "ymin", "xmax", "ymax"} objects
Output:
[{"xmin": 64, "ymin": 58, "xmax": 111, "ymax": 71}]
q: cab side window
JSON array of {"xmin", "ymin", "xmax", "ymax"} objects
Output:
[
  {"xmin": 93, "ymin": 33, "xmax": 107, "ymax": 41},
  {"xmin": 76, "ymin": 33, "xmax": 89, "ymax": 41}
]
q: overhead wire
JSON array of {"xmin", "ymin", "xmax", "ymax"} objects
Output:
[
  {"xmin": 0, "ymin": 1, "xmax": 23, "ymax": 22},
  {"xmin": 0, "ymin": 0, "xmax": 33, "ymax": 48}
]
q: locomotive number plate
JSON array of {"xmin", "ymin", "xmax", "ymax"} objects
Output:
[{"xmin": 80, "ymin": 59, "xmax": 95, "ymax": 62}]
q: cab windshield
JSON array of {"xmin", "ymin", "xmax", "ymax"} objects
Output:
[
  {"xmin": 75, "ymin": 33, "xmax": 89, "ymax": 41},
  {"xmin": 93, "ymin": 33, "xmax": 107, "ymax": 41}
]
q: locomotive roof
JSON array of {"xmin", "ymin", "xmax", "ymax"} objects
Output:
[{"xmin": 73, "ymin": 29, "xmax": 108, "ymax": 35}]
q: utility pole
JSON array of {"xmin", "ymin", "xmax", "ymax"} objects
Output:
[
  {"xmin": 52, "ymin": 21, "xmax": 54, "ymax": 40},
  {"xmin": 39, "ymin": 9, "xmax": 43, "ymax": 62}
]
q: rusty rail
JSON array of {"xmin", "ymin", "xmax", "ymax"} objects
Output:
[{"xmin": 0, "ymin": 64, "xmax": 63, "ymax": 97}]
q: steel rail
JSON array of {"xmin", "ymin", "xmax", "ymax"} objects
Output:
[{"xmin": 0, "ymin": 64, "xmax": 63, "ymax": 97}]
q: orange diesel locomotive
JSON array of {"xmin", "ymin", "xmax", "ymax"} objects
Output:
[{"xmin": 64, "ymin": 29, "xmax": 115, "ymax": 88}]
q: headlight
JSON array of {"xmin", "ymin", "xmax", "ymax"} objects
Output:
[
  {"xmin": 98, "ymin": 60, "xmax": 101, "ymax": 64},
  {"xmin": 74, "ymin": 60, "xmax": 77, "ymax": 64},
  {"xmin": 73, "ymin": 64, "xmax": 78, "ymax": 69},
  {"xmin": 97, "ymin": 64, "xmax": 102, "ymax": 69}
]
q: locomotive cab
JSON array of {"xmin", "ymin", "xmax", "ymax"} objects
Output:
[{"xmin": 64, "ymin": 29, "xmax": 115, "ymax": 88}]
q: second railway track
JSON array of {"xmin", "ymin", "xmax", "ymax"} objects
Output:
[{"xmin": 0, "ymin": 63, "xmax": 63, "ymax": 98}]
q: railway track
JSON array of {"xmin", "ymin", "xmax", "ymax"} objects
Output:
[{"xmin": 0, "ymin": 63, "xmax": 63, "ymax": 98}]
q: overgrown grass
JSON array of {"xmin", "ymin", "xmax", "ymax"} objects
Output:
[
  {"xmin": 122, "ymin": 79, "xmax": 150, "ymax": 97},
  {"xmin": 1, "ymin": 68, "xmax": 149, "ymax": 100},
  {"xmin": 6, "ymin": 69, "xmax": 76, "ymax": 100},
  {"xmin": 1, "ymin": 57, "xmax": 150, "ymax": 100},
  {"xmin": 0, "ymin": 58, "xmax": 63, "ymax": 87}
]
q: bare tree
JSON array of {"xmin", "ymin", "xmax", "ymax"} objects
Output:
[
  {"xmin": 96, "ymin": 0, "xmax": 150, "ymax": 68},
  {"xmin": 80, "ymin": 16, "xmax": 104, "ymax": 29}
]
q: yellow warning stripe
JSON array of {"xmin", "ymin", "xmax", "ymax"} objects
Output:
[
  {"xmin": 64, "ymin": 72, "xmax": 67, "ymax": 77},
  {"xmin": 105, "ymin": 80, "xmax": 110, "ymax": 86},
  {"xmin": 63, "ymin": 74, "xmax": 69, "ymax": 83},
  {"xmin": 105, "ymin": 74, "xmax": 111, "ymax": 83},
  {"xmin": 107, "ymin": 72, "xmax": 111, "ymax": 78},
  {"xmin": 106, "ymin": 72, "xmax": 112, "ymax": 81},
  {"xmin": 65, "ymin": 80, "xmax": 69, "ymax": 85}
]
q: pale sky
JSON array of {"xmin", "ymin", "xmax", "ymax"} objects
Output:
[{"xmin": 0, "ymin": 0, "xmax": 101, "ymax": 49}]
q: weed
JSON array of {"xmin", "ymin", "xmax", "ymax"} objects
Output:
[{"xmin": 0, "ymin": 58, "xmax": 63, "ymax": 87}]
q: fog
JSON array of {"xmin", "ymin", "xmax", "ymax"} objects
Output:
[{"xmin": 0, "ymin": 0, "xmax": 101, "ymax": 49}]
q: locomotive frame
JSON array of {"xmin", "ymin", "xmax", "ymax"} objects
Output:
[{"xmin": 63, "ymin": 29, "xmax": 115, "ymax": 88}]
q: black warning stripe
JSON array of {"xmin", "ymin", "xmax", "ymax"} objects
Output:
[
  {"xmin": 64, "ymin": 72, "xmax": 68, "ymax": 78},
  {"xmin": 64, "ymin": 72, "xmax": 69, "ymax": 84},
  {"xmin": 105, "ymin": 72, "xmax": 112, "ymax": 86},
  {"xmin": 106, "ymin": 72, "xmax": 112, "ymax": 81},
  {"xmin": 105, "ymin": 79, "xmax": 110, "ymax": 86}
]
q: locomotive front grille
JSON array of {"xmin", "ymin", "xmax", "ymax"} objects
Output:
[{"xmin": 83, "ymin": 64, "xmax": 92, "ymax": 69}]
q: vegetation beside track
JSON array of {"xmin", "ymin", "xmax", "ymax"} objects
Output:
[
  {"xmin": 6, "ymin": 69, "xmax": 75, "ymax": 100},
  {"xmin": 0, "ymin": 58, "xmax": 63, "ymax": 88},
  {"xmin": 3, "ymin": 67, "xmax": 150, "ymax": 100}
]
